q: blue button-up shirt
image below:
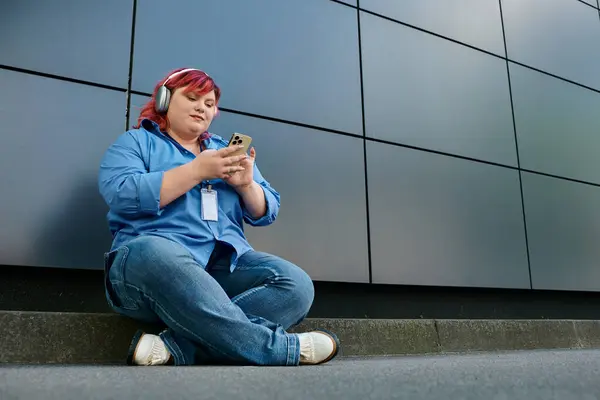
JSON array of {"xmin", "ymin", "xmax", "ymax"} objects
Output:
[{"xmin": 98, "ymin": 119, "xmax": 280, "ymax": 271}]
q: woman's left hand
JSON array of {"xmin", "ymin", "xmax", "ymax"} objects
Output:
[{"xmin": 225, "ymin": 147, "xmax": 255, "ymax": 190}]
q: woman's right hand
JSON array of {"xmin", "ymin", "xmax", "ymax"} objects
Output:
[{"xmin": 192, "ymin": 145, "xmax": 247, "ymax": 181}]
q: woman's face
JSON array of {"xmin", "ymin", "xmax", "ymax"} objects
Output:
[{"xmin": 166, "ymin": 86, "xmax": 217, "ymax": 138}]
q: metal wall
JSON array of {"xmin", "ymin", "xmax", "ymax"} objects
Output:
[{"xmin": 2, "ymin": 0, "xmax": 600, "ymax": 290}]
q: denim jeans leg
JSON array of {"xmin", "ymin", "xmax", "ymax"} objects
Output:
[
  {"xmin": 105, "ymin": 235, "xmax": 300, "ymax": 366},
  {"xmin": 209, "ymin": 250, "xmax": 315, "ymax": 330}
]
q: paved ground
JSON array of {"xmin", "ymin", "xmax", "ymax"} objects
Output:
[{"xmin": 1, "ymin": 349, "xmax": 600, "ymax": 399}]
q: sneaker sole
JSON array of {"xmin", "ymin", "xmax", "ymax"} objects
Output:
[
  {"xmin": 314, "ymin": 329, "xmax": 340, "ymax": 364},
  {"xmin": 126, "ymin": 329, "xmax": 145, "ymax": 366}
]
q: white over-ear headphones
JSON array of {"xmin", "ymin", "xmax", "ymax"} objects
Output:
[{"xmin": 154, "ymin": 68, "xmax": 201, "ymax": 113}]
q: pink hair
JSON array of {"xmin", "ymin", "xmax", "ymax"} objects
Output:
[{"xmin": 133, "ymin": 67, "xmax": 221, "ymax": 132}]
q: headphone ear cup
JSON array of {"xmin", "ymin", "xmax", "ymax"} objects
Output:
[{"xmin": 155, "ymin": 86, "xmax": 171, "ymax": 113}]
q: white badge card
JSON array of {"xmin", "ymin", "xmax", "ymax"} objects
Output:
[{"xmin": 201, "ymin": 188, "xmax": 218, "ymax": 221}]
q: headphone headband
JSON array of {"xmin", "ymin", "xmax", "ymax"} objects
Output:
[{"xmin": 162, "ymin": 68, "xmax": 208, "ymax": 87}]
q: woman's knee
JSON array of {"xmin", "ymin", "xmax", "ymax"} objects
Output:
[{"xmin": 269, "ymin": 256, "xmax": 315, "ymax": 315}]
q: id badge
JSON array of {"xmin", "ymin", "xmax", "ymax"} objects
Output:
[{"xmin": 201, "ymin": 187, "xmax": 218, "ymax": 221}]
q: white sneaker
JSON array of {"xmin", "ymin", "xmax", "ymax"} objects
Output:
[
  {"xmin": 297, "ymin": 329, "xmax": 340, "ymax": 365},
  {"xmin": 127, "ymin": 330, "xmax": 172, "ymax": 366}
]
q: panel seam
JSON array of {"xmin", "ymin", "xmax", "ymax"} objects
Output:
[
  {"xmin": 125, "ymin": 0, "xmax": 138, "ymax": 131},
  {"xmin": 575, "ymin": 0, "xmax": 599, "ymax": 9},
  {"xmin": 499, "ymin": 0, "xmax": 533, "ymax": 290},
  {"xmin": 0, "ymin": 64, "xmax": 126, "ymax": 92},
  {"xmin": 577, "ymin": 0, "xmax": 598, "ymax": 8},
  {"xmin": 329, "ymin": 0, "xmax": 357, "ymax": 9},
  {"xmin": 356, "ymin": 3, "xmax": 373, "ymax": 284}
]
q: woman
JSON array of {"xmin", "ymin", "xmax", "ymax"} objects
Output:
[{"xmin": 98, "ymin": 68, "xmax": 339, "ymax": 366}]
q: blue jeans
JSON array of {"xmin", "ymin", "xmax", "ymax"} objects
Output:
[{"xmin": 103, "ymin": 235, "xmax": 315, "ymax": 366}]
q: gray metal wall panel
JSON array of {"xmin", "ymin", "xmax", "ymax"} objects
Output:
[
  {"xmin": 0, "ymin": 70, "xmax": 123, "ymax": 269},
  {"xmin": 502, "ymin": 0, "xmax": 600, "ymax": 90},
  {"xmin": 0, "ymin": 0, "xmax": 132, "ymax": 88},
  {"xmin": 510, "ymin": 63, "xmax": 600, "ymax": 184},
  {"xmin": 523, "ymin": 172, "xmax": 600, "ymax": 291},
  {"xmin": 367, "ymin": 141, "xmax": 530, "ymax": 288},
  {"xmin": 132, "ymin": 0, "xmax": 363, "ymax": 135},
  {"xmin": 360, "ymin": 0, "xmax": 505, "ymax": 56},
  {"xmin": 210, "ymin": 113, "xmax": 370, "ymax": 283},
  {"xmin": 360, "ymin": 12, "xmax": 517, "ymax": 166}
]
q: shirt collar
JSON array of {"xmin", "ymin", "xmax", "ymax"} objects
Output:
[
  {"xmin": 140, "ymin": 118, "xmax": 212, "ymax": 144},
  {"xmin": 140, "ymin": 118, "xmax": 162, "ymax": 135}
]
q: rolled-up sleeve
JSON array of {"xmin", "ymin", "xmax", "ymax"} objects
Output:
[
  {"xmin": 98, "ymin": 133, "xmax": 164, "ymax": 217},
  {"xmin": 243, "ymin": 163, "xmax": 280, "ymax": 227}
]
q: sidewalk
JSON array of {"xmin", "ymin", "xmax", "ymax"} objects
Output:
[{"xmin": 2, "ymin": 349, "xmax": 599, "ymax": 399}]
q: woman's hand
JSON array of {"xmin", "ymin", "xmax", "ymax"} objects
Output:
[
  {"xmin": 192, "ymin": 145, "xmax": 247, "ymax": 181},
  {"xmin": 225, "ymin": 147, "xmax": 256, "ymax": 190},
  {"xmin": 225, "ymin": 147, "xmax": 267, "ymax": 218}
]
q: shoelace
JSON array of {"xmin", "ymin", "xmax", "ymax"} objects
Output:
[
  {"xmin": 300, "ymin": 334, "xmax": 315, "ymax": 361},
  {"xmin": 148, "ymin": 339, "xmax": 166, "ymax": 365}
]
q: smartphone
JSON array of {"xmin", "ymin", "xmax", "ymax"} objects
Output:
[{"xmin": 227, "ymin": 133, "xmax": 252, "ymax": 162}]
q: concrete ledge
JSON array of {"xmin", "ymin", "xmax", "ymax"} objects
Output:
[
  {"xmin": 2, "ymin": 311, "xmax": 600, "ymax": 364},
  {"xmin": 295, "ymin": 318, "xmax": 438, "ymax": 357},
  {"xmin": 436, "ymin": 319, "xmax": 578, "ymax": 353}
]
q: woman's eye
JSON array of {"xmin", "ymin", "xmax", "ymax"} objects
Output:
[{"xmin": 187, "ymin": 96, "xmax": 196, "ymax": 101}]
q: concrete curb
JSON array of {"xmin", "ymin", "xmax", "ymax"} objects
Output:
[{"xmin": 2, "ymin": 311, "xmax": 599, "ymax": 364}]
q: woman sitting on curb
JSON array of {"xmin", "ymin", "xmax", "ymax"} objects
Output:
[{"xmin": 98, "ymin": 67, "xmax": 340, "ymax": 366}]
